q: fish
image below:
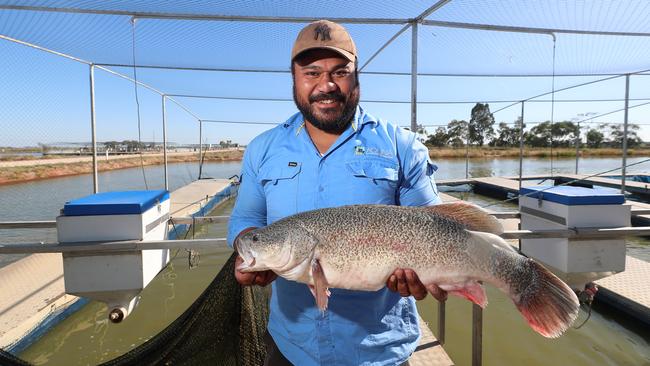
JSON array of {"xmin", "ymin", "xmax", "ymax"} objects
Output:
[{"xmin": 235, "ymin": 201, "xmax": 580, "ymax": 338}]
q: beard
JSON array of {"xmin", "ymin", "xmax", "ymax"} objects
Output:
[{"xmin": 293, "ymin": 83, "xmax": 360, "ymax": 135}]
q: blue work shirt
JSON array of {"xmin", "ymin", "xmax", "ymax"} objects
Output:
[{"xmin": 228, "ymin": 106, "xmax": 441, "ymax": 366}]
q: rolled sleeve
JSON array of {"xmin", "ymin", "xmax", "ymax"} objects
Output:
[
  {"xmin": 398, "ymin": 135, "xmax": 441, "ymax": 207},
  {"xmin": 227, "ymin": 145, "xmax": 267, "ymax": 247}
]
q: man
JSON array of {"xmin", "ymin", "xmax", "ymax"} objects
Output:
[{"xmin": 228, "ymin": 20, "xmax": 442, "ymax": 366}]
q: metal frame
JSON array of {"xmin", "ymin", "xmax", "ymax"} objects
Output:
[
  {"xmin": 1, "ymin": 3, "xmax": 647, "ymax": 365},
  {"xmin": 89, "ymin": 64, "xmax": 99, "ymax": 193},
  {"xmin": 621, "ymin": 74, "xmax": 631, "ymax": 194},
  {"xmin": 91, "ymin": 62, "xmax": 650, "ymax": 78},
  {"xmin": 3, "ymin": 225, "xmax": 650, "ymax": 253}
]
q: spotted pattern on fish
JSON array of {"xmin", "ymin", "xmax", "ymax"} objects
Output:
[{"xmin": 236, "ymin": 202, "xmax": 580, "ymax": 338}]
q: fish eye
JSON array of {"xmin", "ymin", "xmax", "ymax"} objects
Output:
[{"xmin": 252, "ymin": 234, "xmax": 258, "ymax": 242}]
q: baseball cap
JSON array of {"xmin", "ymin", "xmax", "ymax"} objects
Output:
[{"xmin": 291, "ymin": 20, "xmax": 357, "ymax": 63}]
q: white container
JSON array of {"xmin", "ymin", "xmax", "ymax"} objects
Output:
[
  {"xmin": 56, "ymin": 190, "xmax": 170, "ymax": 322},
  {"xmin": 519, "ymin": 186, "xmax": 629, "ymax": 289}
]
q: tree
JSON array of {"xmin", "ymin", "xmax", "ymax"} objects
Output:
[
  {"xmin": 425, "ymin": 127, "xmax": 448, "ymax": 147},
  {"xmin": 585, "ymin": 129, "xmax": 604, "ymax": 148},
  {"xmin": 446, "ymin": 119, "xmax": 469, "ymax": 147},
  {"xmin": 526, "ymin": 121, "xmax": 578, "ymax": 147},
  {"xmin": 605, "ymin": 123, "xmax": 642, "ymax": 148},
  {"xmin": 491, "ymin": 117, "xmax": 526, "ymax": 147},
  {"xmin": 104, "ymin": 141, "xmax": 118, "ymax": 151},
  {"xmin": 468, "ymin": 103, "xmax": 495, "ymax": 146}
]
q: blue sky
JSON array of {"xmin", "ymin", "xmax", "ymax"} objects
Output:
[{"xmin": 1, "ymin": 4, "xmax": 649, "ymax": 147}]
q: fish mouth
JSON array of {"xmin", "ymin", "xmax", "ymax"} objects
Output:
[
  {"xmin": 237, "ymin": 256, "xmax": 257, "ymax": 272},
  {"xmin": 235, "ymin": 239, "xmax": 269, "ymax": 272}
]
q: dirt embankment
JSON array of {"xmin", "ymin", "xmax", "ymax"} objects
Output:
[
  {"xmin": 0, "ymin": 150, "xmax": 243, "ymax": 186},
  {"xmin": 2, "ymin": 147, "xmax": 647, "ymax": 186}
]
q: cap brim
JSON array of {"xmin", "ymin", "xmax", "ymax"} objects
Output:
[{"xmin": 293, "ymin": 46, "xmax": 356, "ymax": 63}]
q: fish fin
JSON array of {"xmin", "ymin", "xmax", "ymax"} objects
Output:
[
  {"xmin": 514, "ymin": 259, "xmax": 580, "ymax": 338},
  {"xmin": 311, "ymin": 258, "xmax": 330, "ymax": 313},
  {"xmin": 424, "ymin": 201, "xmax": 503, "ymax": 234},
  {"xmin": 447, "ymin": 281, "xmax": 488, "ymax": 308}
]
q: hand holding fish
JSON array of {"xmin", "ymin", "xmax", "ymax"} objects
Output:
[
  {"xmin": 387, "ymin": 269, "xmax": 447, "ymax": 301},
  {"xmin": 233, "ymin": 227, "xmax": 277, "ymax": 287},
  {"xmin": 234, "ymin": 255, "xmax": 277, "ymax": 286}
]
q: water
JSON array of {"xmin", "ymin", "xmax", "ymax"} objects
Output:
[
  {"xmin": 0, "ymin": 161, "xmax": 241, "ymax": 266},
  {"xmin": 18, "ymin": 201, "xmax": 236, "ymax": 365},
  {"xmin": 16, "ymin": 194, "xmax": 650, "ymax": 366}
]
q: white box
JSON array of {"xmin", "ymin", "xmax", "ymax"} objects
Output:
[
  {"xmin": 56, "ymin": 190, "xmax": 170, "ymax": 317},
  {"xmin": 519, "ymin": 186, "xmax": 629, "ymax": 286}
]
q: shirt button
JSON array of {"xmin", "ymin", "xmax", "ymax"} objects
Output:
[{"xmin": 319, "ymin": 186, "xmax": 324, "ymax": 192}]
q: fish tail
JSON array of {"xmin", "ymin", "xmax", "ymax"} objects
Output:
[{"xmin": 513, "ymin": 260, "xmax": 579, "ymax": 338}]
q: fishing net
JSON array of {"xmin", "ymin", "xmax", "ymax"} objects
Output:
[{"xmin": 0, "ymin": 252, "xmax": 271, "ymax": 366}]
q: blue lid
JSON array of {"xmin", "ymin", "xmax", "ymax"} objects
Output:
[
  {"xmin": 519, "ymin": 185, "xmax": 624, "ymax": 205},
  {"xmin": 63, "ymin": 190, "xmax": 170, "ymax": 216}
]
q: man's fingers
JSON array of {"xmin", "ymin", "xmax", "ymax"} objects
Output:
[
  {"xmin": 427, "ymin": 283, "xmax": 448, "ymax": 302},
  {"xmin": 404, "ymin": 270, "xmax": 427, "ymax": 300},
  {"xmin": 395, "ymin": 269, "xmax": 410, "ymax": 297},
  {"xmin": 386, "ymin": 274, "xmax": 397, "ymax": 292},
  {"xmin": 253, "ymin": 270, "xmax": 277, "ymax": 287}
]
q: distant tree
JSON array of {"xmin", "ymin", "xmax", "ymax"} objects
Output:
[
  {"xmin": 585, "ymin": 129, "xmax": 604, "ymax": 148},
  {"xmin": 104, "ymin": 141, "xmax": 118, "ymax": 150},
  {"xmin": 446, "ymin": 119, "xmax": 469, "ymax": 147},
  {"xmin": 491, "ymin": 117, "xmax": 526, "ymax": 147},
  {"xmin": 605, "ymin": 123, "xmax": 642, "ymax": 148},
  {"xmin": 425, "ymin": 127, "xmax": 449, "ymax": 147},
  {"xmin": 468, "ymin": 103, "xmax": 496, "ymax": 146},
  {"xmin": 526, "ymin": 121, "xmax": 578, "ymax": 147},
  {"xmin": 122, "ymin": 140, "xmax": 145, "ymax": 152}
]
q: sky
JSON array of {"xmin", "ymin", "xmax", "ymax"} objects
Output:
[{"xmin": 0, "ymin": 3, "xmax": 649, "ymax": 147}]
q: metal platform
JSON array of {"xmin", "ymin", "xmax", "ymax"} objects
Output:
[
  {"xmin": 0, "ymin": 179, "xmax": 234, "ymax": 351},
  {"xmin": 410, "ymin": 316, "xmax": 454, "ymax": 366}
]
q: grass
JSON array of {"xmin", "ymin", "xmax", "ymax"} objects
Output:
[{"xmin": 427, "ymin": 147, "xmax": 650, "ymax": 159}]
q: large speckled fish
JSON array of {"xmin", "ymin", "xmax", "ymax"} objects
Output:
[{"xmin": 236, "ymin": 201, "xmax": 579, "ymax": 338}]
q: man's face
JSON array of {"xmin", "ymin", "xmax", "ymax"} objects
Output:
[{"xmin": 293, "ymin": 49, "xmax": 360, "ymax": 134}]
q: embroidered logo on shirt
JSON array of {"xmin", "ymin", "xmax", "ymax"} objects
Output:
[
  {"xmin": 288, "ymin": 162, "xmax": 298, "ymax": 167},
  {"xmin": 354, "ymin": 145, "xmax": 365, "ymax": 155}
]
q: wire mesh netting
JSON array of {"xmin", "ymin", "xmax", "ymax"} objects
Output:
[
  {"xmin": 0, "ymin": 251, "xmax": 272, "ymax": 365},
  {"xmin": 1, "ymin": 2, "xmax": 650, "ymax": 365}
]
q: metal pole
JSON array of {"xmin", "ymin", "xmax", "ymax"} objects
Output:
[
  {"xmin": 622, "ymin": 74, "xmax": 630, "ymax": 194},
  {"xmin": 89, "ymin": 64, "xmax": 99, "ymax": 193},
  {"xmin": 410, "ymin": 22, "xmax": 418, "ymax": 132},
  {"xmin": 472, "ymin": 303, "xmax": 483, "ymax": 366},
  {"xmin": 162, "ymin": 95, "xmax": 168, "ymax": 190},
  {"xmin": 437, "ymin": 300, "xmax": 446, "ymax": 345},
  {"xmin": 519, "ymin": 101, "xmax": 525, "ymax": 191},
  {"xmin": 198, "ymin": 120, "xmax": 203, "ymax": 180},
  {"xmin": 575, "ymin": 122, "xmax": 580, "ymax": 174},
  {"xmin": 465, "ymin": 131, "xmax": 470, "ymax": 179}
]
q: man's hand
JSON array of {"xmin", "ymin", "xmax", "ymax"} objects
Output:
[
  {"xmin": 234, "ymin": 254, "xmax": 277, "ymax": 286},
  {"xmin": 386, "ymin": 268, "xmax": 447, "ymax": 302},
  {"xmin": 233, "ymin": 227, "xmax": 277, "ymax": 287}
]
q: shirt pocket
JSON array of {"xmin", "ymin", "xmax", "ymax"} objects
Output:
[
  {"xmin": 258, "ymin": 164, "xmax": 301, "ymax": 222},
  {"xmin": 344, "ymin": 157, "xmax": 399, "ymax": 204}
]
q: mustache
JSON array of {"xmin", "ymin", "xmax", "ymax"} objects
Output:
[{"xmin": 309, "ymin": 92, "xmax": 345, "ymax": 103}]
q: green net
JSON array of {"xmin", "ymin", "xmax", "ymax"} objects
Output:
[{"xmin": 0, "ymin": 252, "xmax": 271, "ymax": 366}]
